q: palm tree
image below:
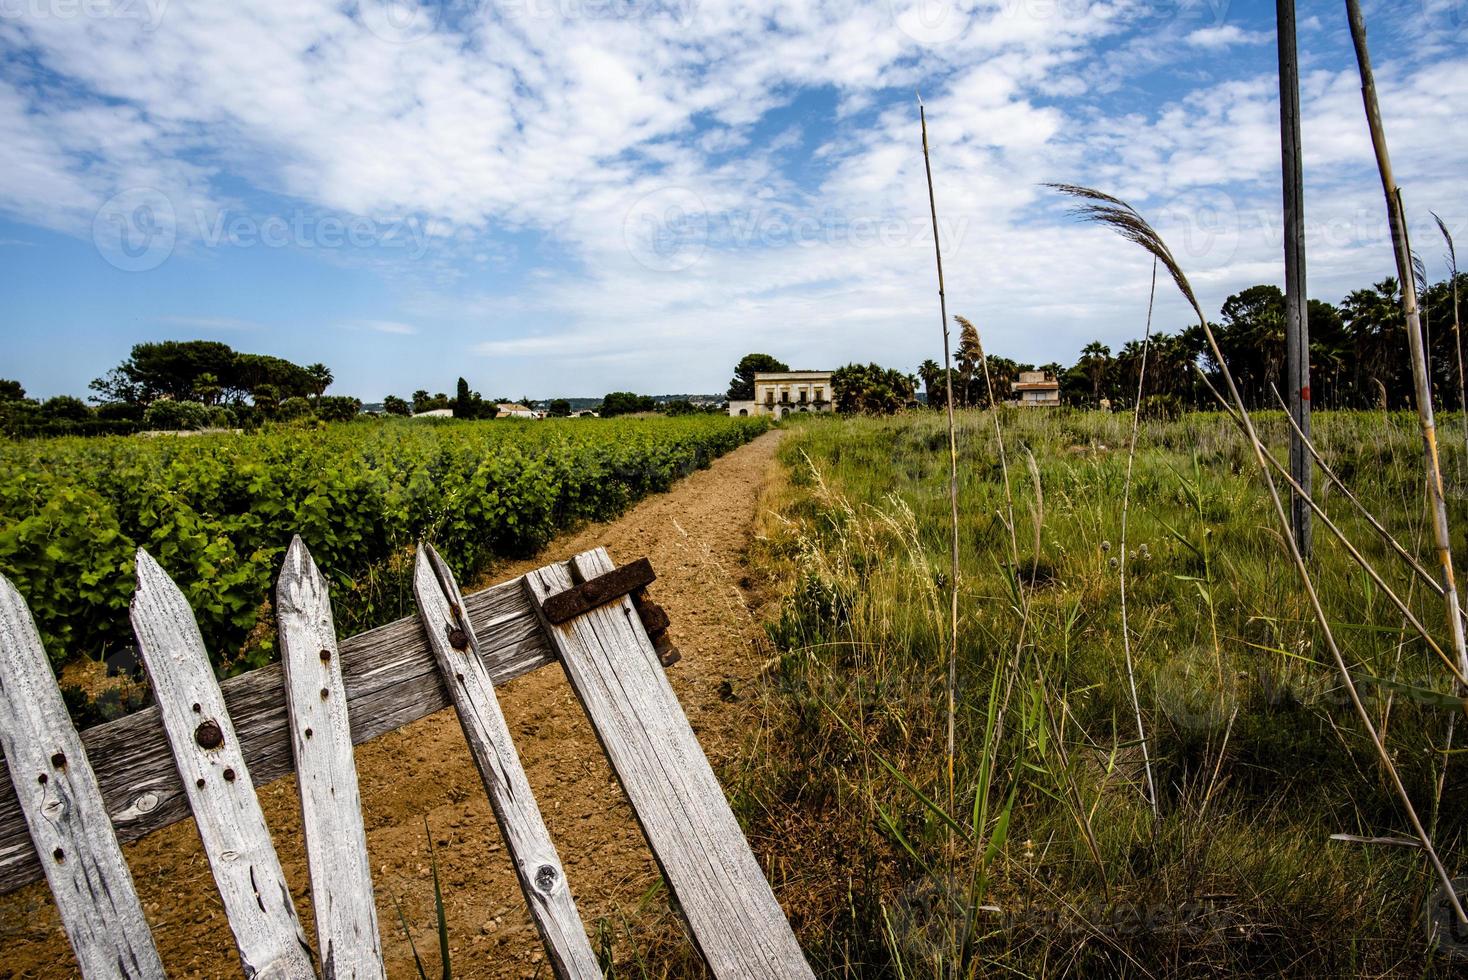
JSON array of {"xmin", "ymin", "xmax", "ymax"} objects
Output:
[
  {"xmin": 917, "ymin": 358, "xmax": 942, "ymax": 407},
  {"xmin": 305, "ymin": 363, "xmax": 333, "ymax": 403},
  {"xmin": 1079, "ymin": 341, "xmax": 1110, "ymax": 404}
]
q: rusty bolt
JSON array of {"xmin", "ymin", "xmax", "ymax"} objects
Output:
[
  {"xmin": 194, "ymin": 720, "xmax": 224, "ymax": 751},
  {"xmin": 223, "ymin": 768, "xmax": 236, "ymax": 783},
  {"xmin": 191, "ymin": 702, "xmax": 201, "ymax": 713},
  {"xmin": 319, "ymin": 649, "xmax": 331, "ymax": 664},
  {"xmin": 52, "ymin": 848, "xmax": 64, "ymax": 863},
  {"xmin": 196, "ymin": 778, "xmax": 205, "ymax": 789},
  {"xmin": 50, "ymin": 752, "xmax": 66, "ymax": 769},
  {"xmin": 320, "ymin": 687, "xmax": 329, "ymax": 700},
  {"xmin": 447, "ymin": 626, "xmax": 470, "ymax": 650},
  {"xmin": 304, "ymin": 727, "xmax": 313, "ymax": 739},
  {"xmin": 534, "ymin": 864, "xmax": 558, "ymax": 892}
]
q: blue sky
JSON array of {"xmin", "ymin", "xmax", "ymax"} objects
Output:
[{"xmin": 1, "ymin": 0, "xmax": 1464, "ymax": 401}]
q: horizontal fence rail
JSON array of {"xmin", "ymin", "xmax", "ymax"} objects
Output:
[{"xmin": 0, "ymin": 573, "xmax": 556, "ymax": 895}]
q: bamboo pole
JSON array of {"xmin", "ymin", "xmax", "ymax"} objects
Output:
[{"xmin": 1344, "ymin": 0, "xmax": 1468, "ymax": 684}]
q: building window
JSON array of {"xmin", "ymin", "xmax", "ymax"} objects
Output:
[{"xmin": 738, "ymin": 408, "xmax": 748, "ymax": 416}]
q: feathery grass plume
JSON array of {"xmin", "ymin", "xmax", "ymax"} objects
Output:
[
  {"xmin": 1345, "ymin": 0, "xmax": 1468, "ymax": 699},
  {"xmin": 1433, "ymin": 212, "xmax": 1466, "ymax": 475},
  {"xmin": 1048, "ymin": 180, "xmax": 1467, "ymax": 921},
  {"xmin": 1118, "ymin": 256, "xmax": 1159, "ymax": 816},
  {"xmin": 918, "ymin": 97, "xmax": 963, "ymax": 868}
]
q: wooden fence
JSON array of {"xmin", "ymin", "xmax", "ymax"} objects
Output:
[{"xmin": 0, "ymin": 538, "xmax": 813, "ymax": 978}]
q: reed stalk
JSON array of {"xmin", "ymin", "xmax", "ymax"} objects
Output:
[
  {"xmin": 1119, "ymin": 257, "xmax": 1159, "ymax": 815},
  {"xmin": 918, "ymin": 97, "xmax": 962, "ymax": 866},
  {"xmin": 1344, "ymin": 0, "xmax": 1468, "ymax": 684},
  {"xmin": 1432, "ymin": 212, "xmax": 1465, "ymax": 478}
]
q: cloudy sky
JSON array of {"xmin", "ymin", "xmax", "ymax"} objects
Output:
[{"xmin": 1, "ymin": 0, "xmax": 1464, "ymax": 401}]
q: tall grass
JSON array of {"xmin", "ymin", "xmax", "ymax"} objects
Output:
[{"xmin": 744, "ymin": 409, "xmax": 1468, "ymax": 976}]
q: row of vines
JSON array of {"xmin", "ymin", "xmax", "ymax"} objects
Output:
[{"xmin": 0, "ymin": 415, "xmax": 770, "ymax": 678}]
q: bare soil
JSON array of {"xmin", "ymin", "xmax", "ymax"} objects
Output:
[{"xmin": 0, "ymin": 428, "xmax": 789, "ymax": 979}]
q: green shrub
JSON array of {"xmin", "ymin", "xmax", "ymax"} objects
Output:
[{"xmin": 143, "ymin": 399, "xmax": 211, "ymax": 431}]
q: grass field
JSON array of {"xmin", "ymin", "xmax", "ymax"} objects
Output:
[{"xmin": 745, "ymin": 408, "xmax": 1468, "ymax": 976}]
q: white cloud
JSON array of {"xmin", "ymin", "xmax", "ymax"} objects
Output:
[
  {"xmin": 1185, "ymin": 25, "xmax": 1272, "ymax": 49},
  {"xmin": 344, "ymin": 319, "xmax": 420, "ymax": 335}
]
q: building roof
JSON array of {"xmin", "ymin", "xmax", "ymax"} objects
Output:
[
  {"xmin": 753, "ymin": 370, "xmax": 832, "ymax": 380},
  {"xmin": 496, "ymin": 403, "xmax": 532, "ymax": 413},
  {"xmin": 1014, "ymin": 371, "xmax": 1059, "ymax": 391}
]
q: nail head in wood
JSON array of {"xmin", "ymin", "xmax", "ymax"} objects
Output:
[{"xmin": 194, "ymin": 719, "xmax": 224, "ymax": 751}]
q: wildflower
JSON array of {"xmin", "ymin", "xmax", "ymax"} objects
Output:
[
  {"xmin": 1108, "ymin": 556, "xmax": 1119, "ymax": 570},
  {"xmin": 1101, "ymin": 540, "xmax": 1112, "ymax": 553}
]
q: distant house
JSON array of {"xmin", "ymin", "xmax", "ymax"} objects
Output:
[
  {"xmin": 411, "ymin": 408, "xmax": 454, "ymax": 419},
  {"xmin": 728, "ymin": 370, "xmax": 835, "ymax": 419},
  {"xmin": 1012, "ymin": 371, "xmax": 1061, "ymax": 408},
  {"xmin": 495, "ymin": 403, "xmax": 537, "ymax": 419}
]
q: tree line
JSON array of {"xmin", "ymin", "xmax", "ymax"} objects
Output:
[{"xmin": 912, "ymin": 275, "xmax": 1468, "ymax": 414}]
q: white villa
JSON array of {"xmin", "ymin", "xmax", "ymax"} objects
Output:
[
  {"xmin": 728, "ymin": 370, "xmax": 835, "ymax": 419},
  {"xmin": 1012, "ymin": 371, "xmax": 1061, "ymax": 407}
]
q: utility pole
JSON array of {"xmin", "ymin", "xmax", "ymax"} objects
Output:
[{"xmin": 1278, "ymin": 0, "xmax": 1311, "ymax": 558}]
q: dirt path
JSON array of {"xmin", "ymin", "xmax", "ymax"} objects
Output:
[{"xmin": 0, "ymin": 428, "xmax": 789, "ymax": 979}]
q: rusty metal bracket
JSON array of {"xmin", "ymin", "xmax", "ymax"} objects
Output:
[{"xmin": 541, "ymin": 557, "xmax": 656, "ymax": 624}]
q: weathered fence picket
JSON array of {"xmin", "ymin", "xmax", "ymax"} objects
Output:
[
  {"xmin": 413, "ymin": 542, "xmax": 601, "ymax": 977},
  {"xmin": 131, "ymin": 549, "xmax": 315, "ymax": 979},
  {"xmin": 526, "ymin": 548, "xmax": 816, "ymax": 979},
  {"xmin": 1, "ymin": 539, "xmax": 813, "ymax": 978},
  {"xmin": 0, "ymin": 572, "xmax": 551, "ymax": 893},
  {"xmin": 276, "ymin": 536, "xmax": 386, "ymax": 980},
  {"xmin": 0, "ymin": 575, "xmax": 165, "ymax": 980}
]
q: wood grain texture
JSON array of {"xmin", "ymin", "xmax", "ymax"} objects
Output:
[
  {"xmin": 130, "ymin": 549, "xmax": 315, "ymax": 980},
  {"xmin": 276, "ymin": 537, "xmax": 387, "ymax": 980},
  {"xmin": 0, "ymin": 564, "xmax": 554, "ymax": 895},
  {"xmin": 0, "ymin": 574, "xmax": 165, "ymax": 979},
  {"xmin": 413, "ymin": 543, "xmax": 600, "ymax": 979},
  {"xmin": 525, "ymin": 548, "xmax": 814, "ymax": 979}
]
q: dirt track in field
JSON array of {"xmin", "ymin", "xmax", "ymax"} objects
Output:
[{"xmin": 0, "ymin": 428, "xmax": 792, "ymax": 979}]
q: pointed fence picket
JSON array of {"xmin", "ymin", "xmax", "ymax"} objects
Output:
[
  {"xmin": 0, "ymin": 537, "xmax": 813, "ymax": 979},
  {"xmin": 276, "ymin": 536, "xmax": 386, "ymax": 980},
  {"xmin": 0, "ymin": 575, "xmax": 165, "ymax": 980}
]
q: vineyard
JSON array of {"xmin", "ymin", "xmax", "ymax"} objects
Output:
[{"xmin": 0, "ymin": 415, "xmax": 769, "ymax": 690}]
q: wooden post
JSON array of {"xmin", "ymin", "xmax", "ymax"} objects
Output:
[
  {"xmin": 525, "ymin": 549, "xmax": 815, "ymax": 979},
  {"xmin": 0, "ymin": 575, "xmax": 165, "ymax": 979},
  {"xmin": 412, "ymin": 543, "xmax": 600, "ymax": 978},
  {"xmin": 1278, "ymin": 0, "xmax": 1311, "ymax": 558},
  {"xmin": 276, "ymin": 537, "xmax": 386, "ymax": 980}
]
